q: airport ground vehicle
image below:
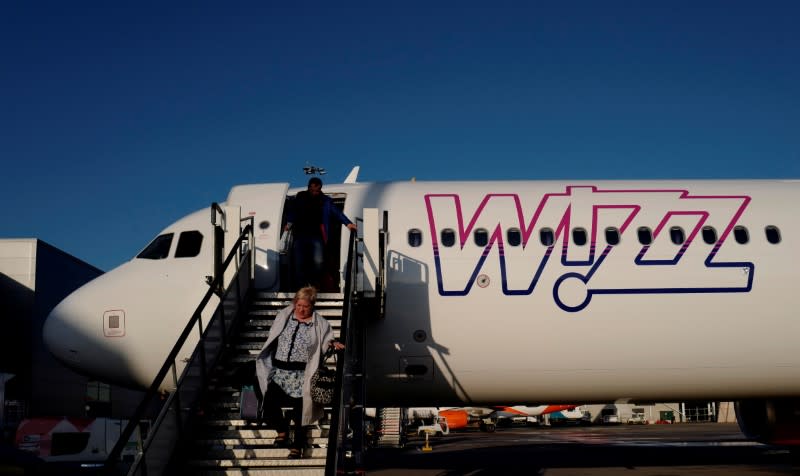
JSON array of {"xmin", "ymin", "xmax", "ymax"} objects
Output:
[
  {"xmin": 628, "ymin": 408, "xmax": 648, "ymax": 424},
  {"xmin": 416, "ymin": 416, "xmax": 450, "ymax": 437},
  {"xmin": 600, "ymin": 408, "xmax": 621, "ymax": 424},
  {"xmin": 15, "ymin": 417, "xmax": 145, "ymax": 465}
]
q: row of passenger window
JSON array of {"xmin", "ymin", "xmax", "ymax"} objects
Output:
[
  {"xmin": 136, "ymin": 231, "xmax": 204, "ymax": 260},
  {"xmin": 408, "ymin": 225, "xmax": 782, "ymax": 248}
]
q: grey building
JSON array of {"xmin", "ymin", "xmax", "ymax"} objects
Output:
[{"xmin": 0, "ymin": 239, "xmax": 142, "ymax": 442}]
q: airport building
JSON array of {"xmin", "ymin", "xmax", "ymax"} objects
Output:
[
  {"xmin": 580, "ymin": 402, "xmax": 736, "ymax": 425},
  {"xmin": 0, "ymin": 239, "xmax": 142, "ymax": 442}
]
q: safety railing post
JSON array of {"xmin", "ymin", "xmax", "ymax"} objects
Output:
[{"xmin": 212, "ymin": 203, "xmax": 226, "ymax": 296}]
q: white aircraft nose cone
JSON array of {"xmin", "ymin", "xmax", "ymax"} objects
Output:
[{"xmin": 43, "ymin": 295, "xmax": 90, "ymax": 367}]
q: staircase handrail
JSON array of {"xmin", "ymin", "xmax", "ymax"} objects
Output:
[
  {"xmin": 105, "ymin": 216, "xmax": 255, "ymax": 474},
  {"xmin": 325, "ymin": 229, "xmax": 360, "ymax": 474}
]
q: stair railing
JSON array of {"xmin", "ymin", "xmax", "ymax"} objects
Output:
[
  {"xmin": 325, "ymin": 228, "xmax": 365, "ymax": 475},
  {"xmin": 105, "ymin": 209, "xmax": 255, "ymax": 476},
  {"xmin": 377, "ymin": 210, "xmax": 388, "ymax": 318}
]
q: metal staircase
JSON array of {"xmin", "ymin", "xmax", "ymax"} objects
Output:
[
  {"xmin": 106, "ymin": 205, "xmax": 387, "ymax": 476},
  {"xmin": 179, "ymin": 291, "xmax": 345, "ymax": 475},
  {"xmin": 374, "ymin": 408, "xmax": 405, "ymax": 448}
]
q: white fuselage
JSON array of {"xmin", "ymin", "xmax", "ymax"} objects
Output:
[{"xmin": 45, "ymin": 179, "xmax": 800, "ymax": 407}]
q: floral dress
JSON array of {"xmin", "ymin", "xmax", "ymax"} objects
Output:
[{"xmin": 271, "ymin": 316, "xmax": 313, "ymax": 398}]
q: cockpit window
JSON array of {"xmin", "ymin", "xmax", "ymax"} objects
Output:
[
  {"xmin": 137, "ymin": 233, "xmax": 173, "ymax": 260},
  {"xmin": 175, "ymin": 231, "xmax": 203, "ymax": 258}
]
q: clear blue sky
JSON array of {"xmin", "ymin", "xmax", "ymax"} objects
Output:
[{"xmin": 2, "ymin": 2, "xmax": 798, "ymax": 271}]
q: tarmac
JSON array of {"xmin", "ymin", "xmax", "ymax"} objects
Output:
[{"xmin": 362, "ymin": 422, "xmax": 799, "ymax": 475}]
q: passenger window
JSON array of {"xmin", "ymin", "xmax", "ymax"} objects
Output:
[
  {"xmin": 605, "ymin": 227, "xmax": 620, "ymax": 246},
  {"xmin": 670, "ymin": 227, "xmax": 685, "ymax": 245},
  {"xmin": 474, "ymin": 228, "xmax": 489, "ymax": 247},
  {"xmin": 637, "ymin": 227, "xmax": 652, "ymax": 245},
  {"xmin": 765, "ymin": 226, "xmax": 781, "ymax": 244},
  {"xmin": 734, "ymin": 226, "xmax": 749, "ymax": 244},
  {"xmin": 506, "ymin": 228, "xmax": 521, "ymax": 247},
  {"xmin": 175, "ymin": 231, "xmax": 203, "ymax": 258},
  {"xmin": 540, "ymin": 228, "xmax": 555, "ymax": 246},
  {"xmin": 441, "ymin": 229, "xmax": 456, "ymax": 247},
  {"xmin": 572, "ymin": 228, "xmax": 588, "ymax": 246},
  {"xmin": 137, "ymin": 233, "xmax": 173, "ymax": 260},
  {"xmin": 702, "ymin": 226, "xmax": 717, "ymax": 244},
  {"xmin": 408, "ymin": 229, "xmax": 422, "ymax": 247}
]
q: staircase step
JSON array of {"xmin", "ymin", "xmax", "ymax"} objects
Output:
[
  {"xmin": 190, "ymin": 447, "xmax": 328, "ymax": 459},
  {"xmin": 247, "ymin": 309, "xmax": 343, "ymax": 318},
  {"xmin": 242, "ymin": 321, "xmax": 342, "ymax": 331},
  {"xmin": 191, "ymin": 470, "xmax": 324, "ymax": 476},
  {"xmin": 197, "ymin": 421, "xmax": 325, "ymax": 434},
  {"xmin": 194, "ymin": 437, "xmax": 328, "ymax": 447},
  {"xmin": 253, "ymin": 291, "xmax": 343, "ymax": 300},
  {"xmin": 237, "ymin": 330, "xmax": 270, "ymax": 338},
  {"xmin": 193, "ymin": 429, "xmax": 282, "ymax": 439},
  {"xmin": 186, "ymin": 456, "xmax": 326, "ymax": 468},
  {"xmin": 234, "ymin": 342, "xmax": 267, "ymax": 350},
  {"xmin": 250, "ymin": 300, "xmax": 344, "ymax": 309}
]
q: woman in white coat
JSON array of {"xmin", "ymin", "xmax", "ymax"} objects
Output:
[{"xmin": 255, "ymin": 286, "xmax": 344, "ymax": 458}]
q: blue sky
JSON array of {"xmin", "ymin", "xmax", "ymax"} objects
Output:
[{"xmin": 2, "ymin": 2, "xmax": 798, "ymax": 271}]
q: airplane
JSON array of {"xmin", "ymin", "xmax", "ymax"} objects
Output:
[
  {"xmin": 437, "ymin": 404, "xmax": 580, "ymax": 430},
  {"xmin": 43, "ymin": 168, "xmax": 800, "ymax": 446}
]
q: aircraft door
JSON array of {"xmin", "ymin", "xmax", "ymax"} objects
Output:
[{"xmin": 226, "ymin": 183, "xmax": 290, "ymax": 290}]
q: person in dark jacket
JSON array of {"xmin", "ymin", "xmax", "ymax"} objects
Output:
[{"xmin": 284, "ymin": 177, "xmax": 356, "ymax": 290}]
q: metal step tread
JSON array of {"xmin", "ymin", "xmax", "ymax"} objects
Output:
[
  {"xmin": 197, "ymin": 421, "xmax": 326, "ymax": 433},
  {"xmin": 251, "ymin": 300, "xmax": 343, "ymax": 308},
  {"xmin": 187, "ymin": 457, "xmax": 326, "ymax": 467},
  {"xmin": 243, "ymin": 317, "xmax": 342, "ymax": 333},
  {"xmin": 189, "ymin": 468, "xmax": 324, "ymax": 476},
  {"xmin": 253, "ymin": 291, "xmax": 343, "ymax": 299},
  {"xmin": 247, "ymin": 309, "xmax": 342, "ymax": 317},
  {"xmin": 189, "ymin": 448, "xmax": 327, "ymax": 459},
  {"xmin": 194, "ymin": 437, "xmax": 328, "ymax": 447}
]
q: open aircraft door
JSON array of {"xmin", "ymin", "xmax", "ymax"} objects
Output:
[
  {"xmin": 227, "ymin": 183, "xmax": 290, "ymax": 290},
  {"xmin": 358, "ymin": 208, "xmax": 388, "ymax": 316}
]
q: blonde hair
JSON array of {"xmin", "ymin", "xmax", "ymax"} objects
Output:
[{"xmin": 294, "ymin": 286, "xmax": 317, "ymax": 305}]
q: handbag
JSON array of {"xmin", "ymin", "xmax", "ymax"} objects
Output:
[
  {"xmin": 310, "ymin": 349, "xmax": 337, "ymax": 405},
  {"xmin": 278, "ymin": 229, "xmax": 293, "ymax": 255}
]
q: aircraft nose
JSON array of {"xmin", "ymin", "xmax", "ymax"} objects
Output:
[{"xmin": 43, "ymin": 291, "xmax": 96, "ymax": 370}]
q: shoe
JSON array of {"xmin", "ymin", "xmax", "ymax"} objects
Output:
[
  {"xmin": 273, "ymin": 433, "xmax": 288, "ymax": 448},
  {"xmin": 287, "ymin": 448, "xmax": 302, "ymax": 459}
]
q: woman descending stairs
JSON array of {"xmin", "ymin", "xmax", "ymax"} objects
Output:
[{"xmin": 174, "ymin": 291, "xmax": 345, "ymax": 475}]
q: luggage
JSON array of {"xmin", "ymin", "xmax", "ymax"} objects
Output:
[{"xmin": 240, "ymin": 384, "xmax": 260, "ymax": 420}]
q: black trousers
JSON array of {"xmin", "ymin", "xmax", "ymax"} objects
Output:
[{"xmin": 261, "ymin": 380, "xmax": 307, "ymax": 450}]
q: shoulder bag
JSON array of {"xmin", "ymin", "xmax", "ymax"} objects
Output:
[{"xmin": 310, "ymin": 348, "xmax": 337, "ymax": 405}]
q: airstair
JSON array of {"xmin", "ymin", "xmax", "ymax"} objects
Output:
[
  {"xmin": 104, "ymin": 204, "xmax": 385, "ymax": 476},
  {"xmin": 374, "ymin": 408, "xmax": 405, "ymax": 448},
  {"xmin": 179, "ymin": 292, "xmax": 344, "ymax": 475}
]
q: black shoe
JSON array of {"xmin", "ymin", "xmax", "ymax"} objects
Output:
[
  {"xmin": 287, "ymin": 448, "xmax": 302, "ymax": 459},
  {"xmin": 273, "ymin": 432, "xmax": 288, "ymax": 447}
]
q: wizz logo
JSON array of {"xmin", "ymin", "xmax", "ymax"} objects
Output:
[{"xmin": 424, "ymin": 186, "xmax": 753, "ymax": 312}]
